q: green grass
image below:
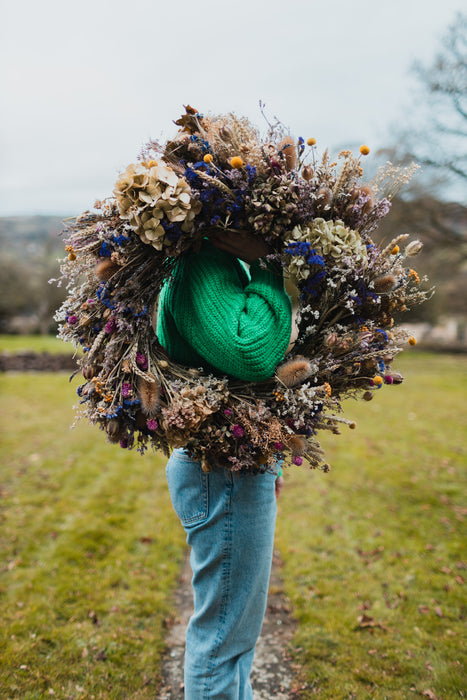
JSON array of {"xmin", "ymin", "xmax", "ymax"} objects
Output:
[
  {"xmin": 0, "ymin": 374, "xmax": 185, "ymax": 699},
  {"xmin": 277, "ymin": 353, "xmax": 466, "ymax": 699},
  {"xmin": 0, "ymin": 354, "xmax": 465, "ymax": 699},
  {"xmin": 0, "ymin": 334, "xmax": 74, "ymax": 355}
]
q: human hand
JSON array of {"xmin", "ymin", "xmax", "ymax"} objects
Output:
[
  {"xmin": 275, "ymin": 475, "xmax": 284, "ymax": 499},
  {"xmin": 209, "ymin": 230, "xmax": 272, "ymax": 265}
]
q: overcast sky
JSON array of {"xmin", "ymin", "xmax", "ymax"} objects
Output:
[{"xmin": 1, "ymin": 0, "xmax": 464, "ymax": 216}]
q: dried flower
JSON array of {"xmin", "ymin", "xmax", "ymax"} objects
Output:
[
  {"xmin": 373, "ymin": 274, "xmax": 397, "ymax": 294},
  {"xmin": 232, "ymin": 424, "xmax": 244, "ymax": 438},
  {"xmin": 146, "ymin": 418, "xmax": 158, "ymax": 431},
  {"xmin": 360, "ymin": 145, "xmax": 370, "ymax": 156},
  {"xmin": 276, "ymin": 357, "xmax": 313, "ymax": 387},
  {"xmin": 405, "ymin": 240, "xmax": 423, "ymax": 256},
  {"xmin": 138, "ymin": 375, "xmax": 160, "ymax": 417},
  {"xmin": 408, "ymin": 336, "xmax": 417, "ymax": 346},
  {"xmin": 307, "ymin": 138, "xmax": 316, "ymax": 146},
  {"xmin": 278, "ymin": 136, "xmax": 296, "ymax": 170},
  {"xmin": 293, "ymin": 456, "xmax": 303, "ymax": 466},
  {"xmin": 230, "ymin": 156, "xmax": 244, "ymax": 169},
  {"xmin": 203, "ymin": 154, "xmax": 213, "ymax": 164}
]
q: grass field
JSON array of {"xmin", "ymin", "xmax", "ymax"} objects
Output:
[
  {"xmin": 0, "ymin": 334, "xmax": 74, "ymax": 355},
  {"xmin": 0, "ymin": 353, "xmax": 465, "ymax": 699}
]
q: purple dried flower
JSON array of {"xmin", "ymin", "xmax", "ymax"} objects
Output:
[
  {"xmin": 136, "ymin": 352, "xmax": 148, "ymax": 370},
  {"xmin": 224, "ymin": 409, "xmax": 232, "ymax": 416},
  {"xmin": 293, "ymin": 456, "xmax": 303, "ymax": 466},
  {"xmin": 147, "ymin": 419, "xmax": 158, "ymax": 431},
  {"xmin": 105, "ymin": 318, "xmax": 116, "ymax": 334},
  {"xmin": 87, "ymin": 298, "xmax": 95, "ymax": 305},
  {"xmin": 121, "ymin": 382, "xmax": 132, "ymax": 398},
  {"xmin": 273, "ymin": 441, "xmax": 283, "ymax": 451},
  {"xmin": 119, "ymin": 438, "xmax": 129, "ymax": 448},
  {"xmin": 232, "ymin": 424, "xmax": 244, "ymax": 438},
  {"xmin": 68, "ymin": 315, "xmax": 78, "ymax": 325}
]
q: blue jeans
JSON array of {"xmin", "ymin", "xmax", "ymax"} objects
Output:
[{"xmin": 166, "ymin": 449, "xmax": 278, "ymax": 700}]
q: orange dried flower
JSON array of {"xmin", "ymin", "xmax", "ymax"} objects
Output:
[
  {"xmin": 408, "ymin": 336, "xmax": 417, "ymax": 346},
  {"xmin": 359, "ymin": 145, "xmax": 370, "ymax": 156},
  {"xmin": 230, "ymin": 156, "xmax": 244, "ymax": 169},
  {"xmin": 203, "ymin": 154, "xmax": 213, "ymax": 164},
  {"xmin": 391, "ymin": 245, "xmax": 400, "ymax": 255},
  {"xmin": 307, "ymin": 137, "xmax": 316, "ymax": 146}
]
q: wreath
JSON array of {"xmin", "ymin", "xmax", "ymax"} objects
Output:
[{"xmin": 54, "ymin": 106, "xmax": 431, "ymax": 474}]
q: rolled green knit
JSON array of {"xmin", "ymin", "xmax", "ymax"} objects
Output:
[{"xmin": 156, "ymin": 239, "xmax": 292, "ymax": 381}]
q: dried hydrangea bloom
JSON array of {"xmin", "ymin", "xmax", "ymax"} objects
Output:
[
  {"xmin": 113, "ymin": 161, "xmax": 201, "ymax": 250},
  {"xmin": 290, "ymin": 218, "xmax": 368, "ymax": 265}
]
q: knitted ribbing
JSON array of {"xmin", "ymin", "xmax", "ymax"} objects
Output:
[{"xmin": 156, "ymin": 240, "xmax": 292, "ymax": 382}]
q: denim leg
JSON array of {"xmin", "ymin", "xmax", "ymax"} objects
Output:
[{"xmin": 166, "ymin": 449, "xmax": 277, "ymax": 700}]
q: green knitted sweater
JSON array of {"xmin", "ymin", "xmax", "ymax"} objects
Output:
[{"xmin": 156, "ymin": 239, "xmax": 292, "ymax": 382}]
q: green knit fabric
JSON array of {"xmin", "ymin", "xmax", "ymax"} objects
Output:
[{"xmin": 156, "ymin": 239, "xmax": 292, "ymax": 382}]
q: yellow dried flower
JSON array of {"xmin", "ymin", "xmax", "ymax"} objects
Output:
[
  {"xmin": 360, "ymin": 145, "xmax": 370, "ymax": 156},
  {"xmin": 203, "ymin": 154, "xmax": 213, "ymax": 164},
  {"xmin": 372, "ymin": 376, "xmax": 383, "ymax": 386},
  {"xmin": 230, "ymin": 156, "xmax": 244, "ymax": 169},
  {"xmin": 408, "ymin": 336, "xmax": 417, "ymax": 346},
  {"xmin": 307, "ymin": 138, "xmax": 316, "ymax": 146},
  {"xmin": 391, "ymin": 245, "xmax": 400, "ymax": 255}
]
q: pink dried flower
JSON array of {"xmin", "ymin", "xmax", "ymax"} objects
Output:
[
  {"xmin": 121, "ymin": 382, "xmax": 132, "ymax": 398},
  {"xmin": 105, "ymin": 318, "xmax": 116, "ymax": 334},
  {"xmin": 136, "ymin": 352, "xmax": 148, "ymax": 370},
  {"xmin": 232, "ymin": 424, "xmax": 244, "ymax": 438},
  {"xmin": 68, "ymin": 315, "xmax": 78, "ymax": 325},
  {"xmin": 224, "ymin": 409, "xmax": 232, "ymax": 416},
  {"xmin": 147, "ymin": 418, "xmax": 158, "ymax": 431},
  {"xmin": 273, "ymin": 441, "xmax": 284, "ymax": 451},
  {"xmin": 293, "ymin": 455, "xmax": 303, "ymax": 466}
]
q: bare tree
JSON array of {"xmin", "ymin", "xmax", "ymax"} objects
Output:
[{"xmin": 404, "ymin": 12, "xmax": 467, "ymax": 188}]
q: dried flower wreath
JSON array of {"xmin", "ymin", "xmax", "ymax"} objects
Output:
[{"xmin": 54, "ymin": 105, "xmax": 431, "ymax": 474}]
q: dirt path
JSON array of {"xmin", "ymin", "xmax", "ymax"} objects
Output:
[{"xmin": 158, "ymin": 550, "xmax": 298, "ymax": 699}]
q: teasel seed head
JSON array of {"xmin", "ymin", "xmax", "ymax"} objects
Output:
[
  {"xmin": 138, "ymin": 374, "xmax": 161, "ymax": 417},
  {"xmin": 278, "ymin": 136, "xmax": 296, "ymax": 171},
  {"xmin": 106, "ymin": 419, "xmax": 123, "ymax": 442},
  {"xmin": 276, "ymin": 357, "xmax": 314, "ymax": 387},
  {"xmin": 301, "ymin": 164, "xmax": 313, "ymax": 181},
  {"xmin": 363, "ymin": 391, "xmax": 373, "ymax": 401},
  {"xmin": 201, "ymin": 458, "xmax": 212, "ymax": 473},
  {"xmin": 316, "ymin": 185, "xmax": 332, "ymax": 210},
  {"xmin": 287, "ymin": 435, "xmax": 306, "ymax": 456},
  {"xmin": 373, "ymin": 274, "xmax": 397, "ymax": 294},
  {"xmin": 360, "ymin": 185, "xmax": 374, "ymax": 214},
  {"xmin": 95, "ymin": 258, "xmax": 120, "ymax": 280}
]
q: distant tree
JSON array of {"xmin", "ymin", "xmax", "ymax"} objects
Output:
[
  {"xmin": 398, "ymin": 12, "xmax": 467, "ymax": 191},
  {"xmin": 0, "ymin": 258, "xmax": 36, "ymax": 331}
]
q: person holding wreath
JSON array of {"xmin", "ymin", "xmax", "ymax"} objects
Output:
[{"xmin": 157, "ymin": 229, "xmax": 295, "ymax": 699}]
